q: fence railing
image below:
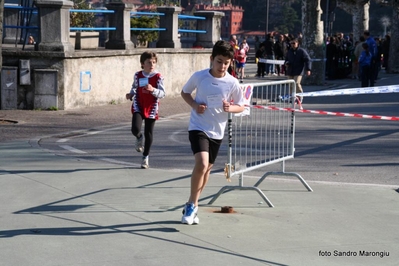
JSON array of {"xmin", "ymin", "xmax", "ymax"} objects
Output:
[
  {"xmin": 4, "ymin": 3, "xmax": 223, "ymax": 51},
  {"xmin": 209, "ymin": 80, "xmax": 313, "ymax": 207},
  {"xmin": 3, "ymin": 4, "xmax": 39, "ymax": 49},
  {"xmin": 4, "ymin": 5, "xmax": 38, "ymax": 30},
  {"xmin": 70, "ymin": 9, "xmax": 115, "ymax": 31},
  {"xmin": 68, "ymin": 10, "xmax": 207, "ymax": 33}
]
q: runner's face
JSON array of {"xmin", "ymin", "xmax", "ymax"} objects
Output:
[
  {"xmin": 210, "ymin": 55, "xmax": 231, "ymax": 78},
  {"xmin": 142, "ymin": 58, "xmax": 157, "ymax": 73}
]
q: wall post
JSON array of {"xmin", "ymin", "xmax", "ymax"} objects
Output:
[
  {"xmin": 35, "ymin": 0, "xmax": 74, "ymax": 52},
  {"xmin": 194, "ymin": 11, "xmax": 224, "ymax": 48},
  {"xmin": 105, "ymin": 2, "xmax": 135, "ymax": 50},
  {"xmin": 156, "ymin": 6, "xmax": 181, "ymax": 48}
]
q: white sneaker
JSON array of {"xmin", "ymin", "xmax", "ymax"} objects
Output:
[
  {"xmin": 141, "ymin": 156, "xmax": 149, "ymax": 169},
  {"xmin": 181, "ymin": 210, "xmax": 199, "ymax": 224},
  {"xmin": 181, "ymin": 203, "xmax": 199, "ymax": 225},
  {"xmin": 135, "ymin": 135, "xmax": 143, "ymax": 152}
]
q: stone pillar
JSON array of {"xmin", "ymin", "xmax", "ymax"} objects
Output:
[
  {"xmin": 193, "ymin": 11, "xmax": 224, "ymax": 48},
  {"xmin": 156, "ymin": 6, "xmax": 181, "ymax": 48},
  {"xmin": 35, "ymin": 0, "xmax": 74, "ymax": 52},
  {"xmin": 105, "ymin": 2, "xmax": 135, "ymax": 50}
]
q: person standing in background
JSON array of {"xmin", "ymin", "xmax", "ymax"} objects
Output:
[
  {"xmin": 358, "ymin": 42, "xmax": 372, "ymax": 87},
  {"xmin": 363, "ymin": 30, "xmax": 378, "ymax": 86},
  {"xmin": 229, "ymin": 34, "xmax": 238, "ymax": 51},
  {"xmin": 229, "ymin": 35, "xmax": 239, "ymax": 78},
  {"xmin": 254, "ymin": 36, "xmax": 261, "ymax": 55},
  {"xmin": 255, "ymin": 43, "xmax": 266, "ymax": 78},
  {"xmin": 240, "ymin": 37, "xmax": 250, "ymax": 54},
  {"xmin": 274, "ymin": 34, "xmax": 287, "ymax": 76},
  {"xmin": 382, "ymin": 35, "xmax": 390, "ymax": 73},
  {"xmin": 284, "ymin": 38, "xmax": 311, "ymax": 103},
  {"xmin": 353, "ymin": 36, "xmax": 365, "ymax": 80},
  {"xmin": 235, "ymin": 42, "xmax": 247, "ymax": 83},
  {"xmin": 263, "ymin": 33, "xmax": 276, "ymax": 76}
]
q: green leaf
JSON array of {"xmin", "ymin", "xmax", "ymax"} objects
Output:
[{"xmin": 130, "ymin": 16, "xmax": 160, "ymax": 43}]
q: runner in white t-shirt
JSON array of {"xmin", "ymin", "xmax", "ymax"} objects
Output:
[{"xmin": 180, "ymin": 40, "xmax": 245, "ymax": 225}]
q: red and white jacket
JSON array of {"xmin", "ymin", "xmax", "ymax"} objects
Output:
[{"xmin": 129, "ymin": 71, "xmax": 165, "ymax": 119}]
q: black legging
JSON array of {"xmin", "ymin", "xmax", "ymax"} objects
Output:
[{"xmin": 131, "ymin": 112, "xmax": 155, "ymax": 156}]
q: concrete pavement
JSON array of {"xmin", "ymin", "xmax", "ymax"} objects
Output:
[
  {"xmin": 1, "ymin": 64, "xmax": 399, "ymax": 265},
  {"xmin": 1, "ymin": 140, "xmax": 398, "ymax": 266}
]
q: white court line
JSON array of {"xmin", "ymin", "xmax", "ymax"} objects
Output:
[
  {"xmin": 169, "ymin": 129, "xmax": 187, "ymax": 144},
  {"xmin": 58, "ymin": 145, "xmax": 87, "ymax": 154},
  {"xmin": 56, "ymin": 116, "xmax": 190, "ymax": 153},
  {"xmin": 56, "ymin": 125, "xmax": 131, "ymax": 143}
]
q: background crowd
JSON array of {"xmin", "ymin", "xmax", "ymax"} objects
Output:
[
  {"xmin": 326, "ymin": 31, "xmax": 390, "ymax": 82},
  {"xmin": 228, "ymin": 30, "xmax": 390, "ymax": 88}
]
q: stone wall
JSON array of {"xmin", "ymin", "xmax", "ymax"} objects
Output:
[
  {"xmin": 1, "ymin": 2, "xmax": 221, "ymax": 110},
  {"xmin": 2, "ymin": 48, "xmax": 211, "ymax": 110}
]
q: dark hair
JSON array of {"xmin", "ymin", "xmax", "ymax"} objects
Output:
[
  {"xmin": 363, "ymin": 30, "xmax": 370, "ymax": 37},
  {"xmin": 140, "ymin": 51, "xmax": 157, "ymax": 69},
  {"xmin": 211, "ymin": 40, "xmax": 235, "ymax": 59}
]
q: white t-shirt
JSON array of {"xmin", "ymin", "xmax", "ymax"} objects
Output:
[{"xmin": 182, "ymin": 69, "xmax": 244, "ymax": 140}]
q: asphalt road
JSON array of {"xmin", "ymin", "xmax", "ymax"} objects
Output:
[
  {"xmin": 35, "ymin": 70, "xmax": 399, "ymax": 186},
  {"xmin": 1, "ymin": 64, "xmax": 398, "ymax": 186}
]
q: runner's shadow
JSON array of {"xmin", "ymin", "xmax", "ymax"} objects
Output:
[{"xmin": 0, "ymin": 221, "xmax": 180, "ymax": 238}]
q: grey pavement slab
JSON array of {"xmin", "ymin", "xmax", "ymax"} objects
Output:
[{"xmin": 1, "ymin": 141, "xmax": 398, "ymax": 266}]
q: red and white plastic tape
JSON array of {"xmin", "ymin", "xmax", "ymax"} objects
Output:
[
  {"xmin": 240, "ymin": 83, "xmax": 399, "ymax": 121},
  {"xmin": 298, "ymin": 85, "xmax": 399, "ymax": 97},
  {"xmin": 249, "ymin": 104, "xmax": 399, "ymax": 121}
]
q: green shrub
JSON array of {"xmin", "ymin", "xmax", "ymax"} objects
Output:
[
  {"xmin": 70, "ymin": 0, "xmax": 95, "ymax": 28},
  {"xmin": 131, "ymin": 16, "xmax": 159, "ymax": 45}
]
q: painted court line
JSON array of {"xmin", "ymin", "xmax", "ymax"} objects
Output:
[{"xmin": 58, "ymin": 145, "xmax": 87, "ymax": 154}]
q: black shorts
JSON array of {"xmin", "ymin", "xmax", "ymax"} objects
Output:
[{"xmin": 188, "ymin": 130, "xmax": 222, "ymax": 164}]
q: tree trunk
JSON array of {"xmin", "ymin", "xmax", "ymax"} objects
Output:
[
  {"xmin": 337, "ymin": 0, "xmax": 369, "ymax": 42},
  {"xmin": 302, "ymin": 0, "xmax": 324, "ymax": 85},
  {"xmin": 353, "ymin": 1, "xmax": 369, "ymax": 41},
  {"xmin": 388, "ymin": 3, "xmax": 399, "ymax": 73}
]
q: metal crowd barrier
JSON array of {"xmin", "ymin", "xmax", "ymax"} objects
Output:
[{"xmin": 209, "ymin": 80, "xmax": 313, "ymax": 207}]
